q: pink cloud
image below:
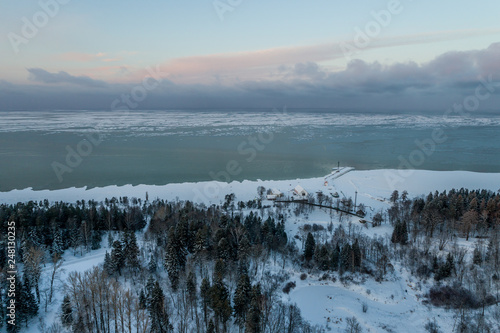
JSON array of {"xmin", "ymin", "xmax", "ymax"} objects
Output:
[{"xmin": 127, "ymin": 29, "xmax": 500, "ymax": 85}]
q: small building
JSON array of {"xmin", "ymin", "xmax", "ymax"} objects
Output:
[
  {"xmin": 292, "ymin": 185, "xmax": 308, "ymax": 200},
  {"xmin": 266, "ymin": 189, "xmax": 283, "ymax": 200}
]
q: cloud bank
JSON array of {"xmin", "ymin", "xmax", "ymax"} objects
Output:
[{"xmin": 2, "ymin": 43, "xmax": 499, "ymax": 111}]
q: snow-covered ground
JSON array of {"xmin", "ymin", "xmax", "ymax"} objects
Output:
[{"xmin": 1, "ymin": 169, "xmax": 499, "ymax": 213}]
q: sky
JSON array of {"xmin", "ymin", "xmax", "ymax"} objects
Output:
[{"xmin": 1, "ymin": 0, "xmax": 500, "ymax": 110}]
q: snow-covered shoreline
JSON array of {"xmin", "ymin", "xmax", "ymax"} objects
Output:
[{"xmin": 1, "ymin": 168, "xmax": 499, "ymax": 216}]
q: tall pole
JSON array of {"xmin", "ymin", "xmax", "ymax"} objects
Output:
[
  {"xmin": 338, "ymin": 161, "xmax": 340, "ymax": 171},
  {"xmin": 354, "ymin": 191, "xmax": 357, "ymax": 212}
]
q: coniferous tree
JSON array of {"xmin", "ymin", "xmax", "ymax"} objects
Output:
[
  {"xmin": 90, "ymin": 230, "xmax": 102, "ymax": 250},
  {"xmin": 391, "ymin": 221, "xmax": 401, "ymax": 244},
  {"xmin": 194, "ymin": 227, "xmax": 208, "ymax": 256},
  {"xmin": 124, "ymin": 231, "xmax": 140, "ymax": 271},
  {"xmin": 149, "ymin": 281, "xmax": 173, "ymax": 333},
  {"xmin": 213, "ymin": 259, "xmax": 226, "ymax": 283},
  {"xmin": 186, "ymin": 271, "xmax": 197, "ymax": 314},
  {"xmin": 237, "ymin": 235, "xmax": 251, "ymax": 262},
  {"xmin": 400, "ymin": 221, "xmax": 408, "ymax": 245},
  {"xmin": 23, "ymin": 246, "xmax": 43, "ymax": 304},
  {"xmin": 146, "ymin": 275, "xmax": 156, "ymax": 297},
  {"xmin": 164, "ymin": 228, "xmax": 186, "ymax": 291},
  {"xmin": 233, "ymin": 269, "xmax": 251, "ymax": 328},
  {"xmin": 200, "ymin": 277, "xmax": 211, "ymax": 328},
  {"xmin": 340, "ymin": 243, "xmax": 352, "ymax": 273},
  {"xmin": 352, "ymin": 239, "xmax": 362, "ymax": 269},
  {"xmin": 245, "ymin": 284, "xmax": 262, "ymax": 333},
  {"xmin": 110, "ymin": 240, "xmax": 125, "ymax": 275},
  {"xmin": 316, "ymin": 245, "xmax": 330, "ymax": 271},
  {"xmin": 217, "ymin": 237, "xmax": 231, "ymax": 261},
  {"xmin": 148, "ymin": 256, "xmax": 158, "ymax": 274},
  {"xmin": 104, "ymin": 251, "xmax": 114, "ymax": 275},
  {"xmin": 209, "ymin": 279, "xmax": 232, "ymax": 331},
  {"xmin": 52, "ymin": 229, "xmax": 64, "ymax": 255},
  {"xmin": 331, "ymin": 243, "xmax": 340, "ymax": 271},
  {"xmin": 304, "ymin": 232, "xmax": 315, "ymax": 262},
  {"xmin": 176, "ymin": 218, "xmax": 190, "ymax": 250},
  {"xmin": 435, "ymin": 253, "xmax": 455, "ymax": 281},
  {"xmin": 21, "ymin": 277, "xmax": 38, "ymax": 326}
]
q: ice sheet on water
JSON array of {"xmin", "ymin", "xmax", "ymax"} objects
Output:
[{"xmin": 1, "ymin": 110, "xmax": 499, "ymax": 136}]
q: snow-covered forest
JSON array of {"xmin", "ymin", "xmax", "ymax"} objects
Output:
[{"xmin": 1, "ymin": 185, "xmax": 500, "ymax": 333}]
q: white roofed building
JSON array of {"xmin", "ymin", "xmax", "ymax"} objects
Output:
[
  {"xmin": 292, "ymin": 185, "xmax": 308, "ymax": 200},
  {"xmin": 266, "ymin": 189, "xmax": 283, "ymax": 200}
]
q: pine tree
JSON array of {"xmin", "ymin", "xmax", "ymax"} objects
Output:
[
  {"xmin": 340, "ymin": 243, "xmax": 352, "ymax": 273},
  {"xmin": 304, "ymin": 232, "xmax": 315, "ymax": 261},
  {"xmin": 104, "ymin": 251, "xmax": 114, "ymax": 275},
  {"xmin": 110, "ymin": 240, "xmax": 125, "ymax": 275},
  {"xmin": 400, "ymin": 221, "xmax": 408, "ymax": 245},
  {"xmin": 217, "ymin": 237, "xmax": 231, "ymax": 261},
  {"xmin": 391, "ymin": 221, "xmax": 401, "ymax": 244},
  {"xmin": 200, "ymin": 277, "xmax": 211, "ymax": 327},
  {"xmin": 148, "ymin": 256, "xmax": 158, "ymax": 274},
  {"xmin": 209, "ymin": 280, "xmax": 232, "ymax": 331},
  {"xmin": 124, "ymin": 231, "xmax": 140, "ymax": 271},
  {"xmin": 233, "ymin": 270, "xmax": 251, "ymax": 328},
  {"xmin": 237, "ymin": 235, "xmax": 251, "ymax": 261},
  {"xmin": 24, "ymin": 278, "xmax": 38, "ymax": 318},
  {"xmin": 52, "ymin": 229, "xmax": 64, "ymax": 255},
  {"xmin": 149, "ymin": 281, "xmax": 173, "ymax": 333},
  {"xmin": 176, "ymin": 218, "xmax": 190, "ymax": 250},
  {"xmin": 316, "ymin": 245, "xmax": 330, "ymax": 271},
  {"xmin": 164, "ymin": 244, "xmax": 180, "ymax": 291},
  {"xmin": 186, "ymin": 271, "xmax": 197, "ymax": 304},
  {"xmin": 107, "ymin": 232, "xmax": 114, "ymax": 248},
  {"xmin": 213, "ymin": 259, "xmax": 226, "ymax": 283},
  {"xmin": 146, "ymin": 275, "xmax": 156, "ymax": 298},
  {"xmin": 17, "ymin": 276, "xmax": 38, "ymax": 327},
  {"xmin": 91, "ymin": 230, "xmax": 102, "ymax": 250},
  {"xmin": 352, "ymin": 239, "xmax": 362, "ymax": 269},
  {"xmin": 245, "ymin": 284, "xmax": 262, "ymax": 333},
  {"xmin": 435, "ymin": 253, "xmax": 455, "ymax": 281},
  {"xmin": 164, "ymin": 228, "xmax": 186, "ymax": 291},
  {"xmin": 331, "ymin": 243, "xmax": 340, "ymax": 271}
]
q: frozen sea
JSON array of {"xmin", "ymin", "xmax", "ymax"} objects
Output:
[{"xmin": 1, "ymin": 109, "xmax": 499, "ymax": 191}]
